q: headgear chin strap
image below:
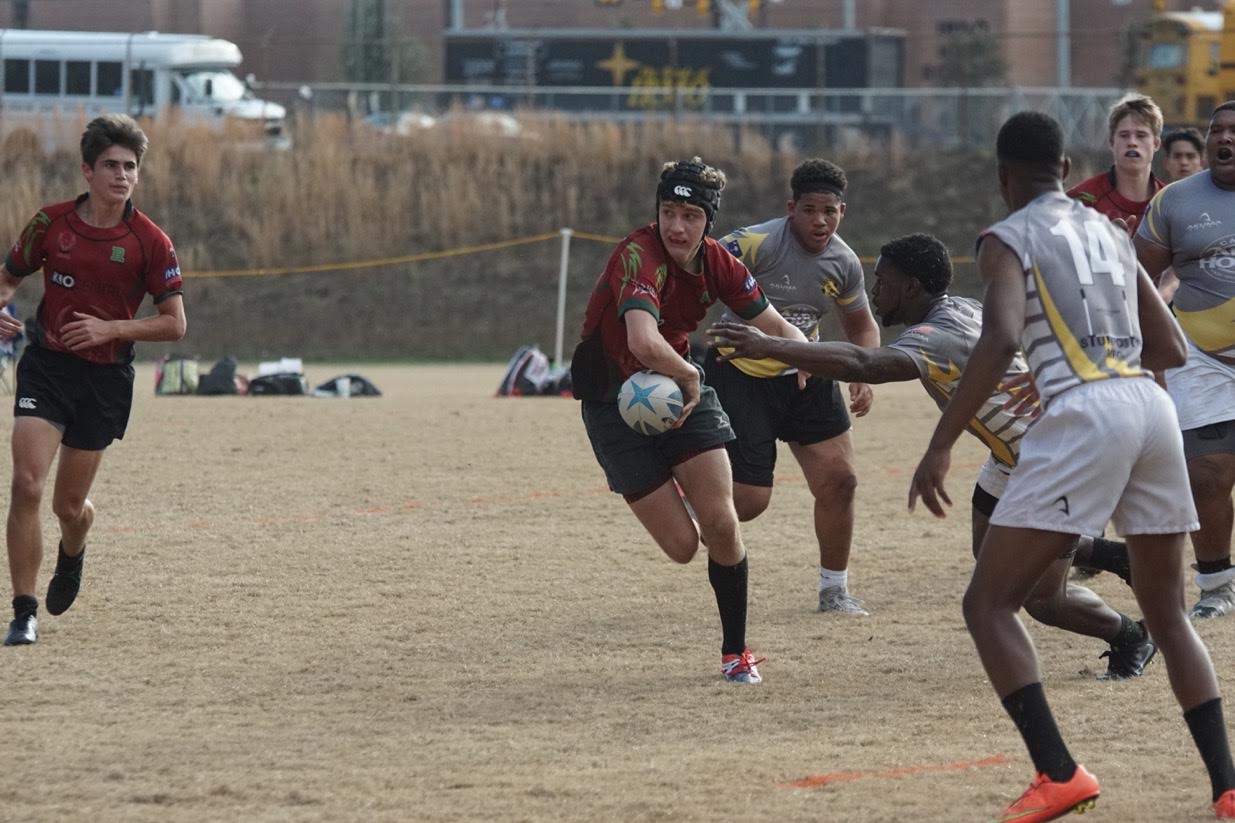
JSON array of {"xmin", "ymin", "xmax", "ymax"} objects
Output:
[{"xmin": 656, "ymin": 161, "xmax": 723, "ymax": 235}]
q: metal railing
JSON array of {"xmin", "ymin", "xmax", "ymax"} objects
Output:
[{"xmin": 254, "ymin": 81, "xmax": 1127, "ymax": 148}]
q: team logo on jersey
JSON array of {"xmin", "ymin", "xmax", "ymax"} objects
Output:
[
  {"xmin": 1187, "ymin": 213, "xmax": 1223, "ymax": 232},
  {"xmin": 724, "ymin": 238, "xmax": 743, "ymax": 258},
  {"xmin": 57, "ymin": 232, "xmax": 76, "ymax": 255},
  {"xmin": 110, "ymin": 246, "xmax": 125, "ymax": 263},
  {"xmin": 1199, "ymin": 235, "xmax": 1235, "ymax": 283},
  {"xmin": 51, "ymin": 272, "xmax": 75, "ymax": 289},
  {"xmin": 821, "ymin": 279, "xmax": 840, "ymax": 299}
]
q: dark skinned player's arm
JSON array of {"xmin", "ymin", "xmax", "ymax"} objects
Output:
[
  {"xmin": 706, "ymin": 320, "xmax": 919, "ymax": 385},
  {"xmin": 1133, "ymin": 234, "xmax": 1172, "ymax": 285},
  {"xmin": 1134, "ymin": 261, "xmax": 1187, "ymax": 373}
]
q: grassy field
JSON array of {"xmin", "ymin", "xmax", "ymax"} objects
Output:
[{"xmin": 0, "ymin": 363, "xmax": 1229, "ymax": 822}]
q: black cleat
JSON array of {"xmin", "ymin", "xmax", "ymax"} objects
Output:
[
  {"xmin": 4, "ymin": 613, "xmax": 37, "ymax": 646},
  {"xmin": 46, "ymin": 543, "xmax": 84, "ymax": 616},
  {"xmin": 1097, "ymin": 621, "xmax": 1156, "ymax": 680}
]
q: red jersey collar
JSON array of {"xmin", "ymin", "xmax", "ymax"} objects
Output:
[{"xmin": 68, "ymin": 193, "xmax": 135, "ymax": 241}]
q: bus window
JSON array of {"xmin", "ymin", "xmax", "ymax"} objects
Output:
[
  {"xmin": 130, "ymin": 67, "xmax": 154, "ymax": 107},
  {"xmin": 96, "ymin": 61, "xmax": 122, "ymax": 96},
  {"xmin": 66, "ymin": 60, "xmax": 90, "ymax": 95},
  {"xmin": 33, "ymin": 59, "xmax": 60, "ymax": 95},
  {"xmin": 3, "ymin": 59, "xmax": 29, "ymax": 94},
  {"xmin": 1148, "ymin": 42, "xmax": 1185, "ymax": 69}
]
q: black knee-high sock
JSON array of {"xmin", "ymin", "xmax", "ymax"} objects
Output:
[
  {"xmin": 1185, "ymin": 698, "xmax": 1235, "ymax": 801},
  {"xmin": 1001, "ymin": 683, "xmax": 1077, "ymax": 783},
  {"xmin": 1088, "ymin": 538, "xmax": 1132, "ymax": 584},
  {"xmin": 708, "ymin": 556, "xmax": 748, "ymax": 657},
  {"xmin": 12, "ymin": 595, "xmax": 36, "ymax": 619}
]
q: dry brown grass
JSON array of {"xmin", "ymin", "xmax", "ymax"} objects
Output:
[{"xmin": 0, "ymin": 365, "xmax": 1230, "ymax": 822}]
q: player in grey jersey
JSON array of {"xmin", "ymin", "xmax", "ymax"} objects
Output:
[
  {"xmin": 710, "ymin": 160, "xmax": 879, "ymax": 615},
  {"xmin": 709, "ymin": 233, "xmax": 1152, "ymax": 681},
  {"xmin": 910, "ymin": 111, "xmax": 1235, "ymax": 821},
  {"xmin": 1136, "ymin": 101, "xmax": 1235, "ymax": 620}
]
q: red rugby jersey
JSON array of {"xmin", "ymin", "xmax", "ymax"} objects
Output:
[
  {"xmin": 580, "ymin": 224, "xmax": 768, "ymax": 395},
  {"xmin": 1066, "ymin": 167, "xmax": 1164, "ymax": 235},
  {"xmin": 4, "ymin": 195, "xmax": 183, "ymax": 365}
]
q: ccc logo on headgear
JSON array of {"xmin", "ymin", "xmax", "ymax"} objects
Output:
[{"xmin": 673, "ymin": 185, "xmax": 692, "ymax": 197}]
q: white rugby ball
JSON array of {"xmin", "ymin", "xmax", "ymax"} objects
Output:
[{"xmin": 617, "ymin": 370, "xmax": 684, "ymax": 435}]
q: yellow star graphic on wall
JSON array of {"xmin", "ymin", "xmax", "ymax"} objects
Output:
[{"xmin": 597, "ymin": 42, "xmax": 641, "ymax": 87}]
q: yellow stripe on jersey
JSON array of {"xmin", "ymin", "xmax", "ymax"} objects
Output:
[
  {"xmin": 1032, "ymin": 261, "xmax": 1111, "ymax": 383},
  {"xmin": 719, "ymin": 346, "xmax": 796, "ymax": 378},
  {"xmin": 836, "ymin": 292, "xmax": 861, "ymax": 307},
  {"xmin": 1141, "ymin": 204, "xmax": 1166, "ymax": 247},
  {"xmin": 1175, "ymin": 296, "xmax": 1235, "ymax": 355},
  {"xmin": 730, "ymin": 231, "xmax": 771, "ymax": 269},
  {"xmin": 923, "ymin": 378, "xmax": 1016, "ymax": 466}
]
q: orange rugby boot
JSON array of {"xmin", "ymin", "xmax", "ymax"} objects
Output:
[{"xmin": 991, "ymin": 765, "xmax": 1099, "ymax": 823}]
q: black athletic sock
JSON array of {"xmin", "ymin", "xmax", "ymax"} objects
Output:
[
  {"xmin": 707, "ymin": 556, "xmax": 748, "ymax": 657},
  {"xmin": 55, "ymin": 541, "xmax": 85, "ymax": 572},
  {"xmin": 1110, "ymin": 614, "xmax": 1145, "ymax": 649},
  {"xmin": 12, "ymin": 595, "xmax": 37, "ymax": 620},
  {"xmin": 1088, "ymin": 538, "xmax": 1132, "ymax": 584},
  {"xmin": 1185, "ymin": 698, "xmax": 1235, "ymax": 801},
  {"xmin": 1197, "ymin": 557, "xmax": 1234, "ymax": 576},
  {"xmin": 1001, "ymin": 682, "xmax": 1077, "ymax": 783}
]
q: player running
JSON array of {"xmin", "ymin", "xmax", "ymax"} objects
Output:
[
  {"xmin": 571, "ymin": 157, "xmax": 807, "ymax": 684},
  {"xmin": 709, "ymin": 160, "xmax": 879, "ymax": 615},
  {"xmin": 2, "ymin": 114, "xmax": 186, "ymax": 646}
]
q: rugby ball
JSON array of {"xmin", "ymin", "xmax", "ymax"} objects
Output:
[{"xmin": 617, "ymin": 370, "xmax": 684, "ymax": 435}]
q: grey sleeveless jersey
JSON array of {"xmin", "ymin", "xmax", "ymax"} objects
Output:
[
  {"xmin": 888, "ymin": 296, "xmax": 1033, "ymax": 467},
  {"xmin": 1137, "ymin": 172, "xmax": 1235, "ymax": 359},
  {"xmin": 719, "ymin": 217, "xmax": 868, "ymax": 378},
  {"xmin": 984, "ymin": 192, "xmax": 1146, "ymax": 404}
]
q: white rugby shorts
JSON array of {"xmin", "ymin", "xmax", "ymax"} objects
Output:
[
  {"xmin": 990, "ymin": 378, "xmax": 1199, "ymax": 537},
  {"xmin": 975, "ymin": 454, "xmax": 1012, "ymax": 499},
  {"xmin": 1167, "ymin": 339, "xmax": 1235, "ymax": 431}
]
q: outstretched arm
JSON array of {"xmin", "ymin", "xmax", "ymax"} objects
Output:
[
  {"xmin": 909, "ymin": 236, "xmax": 1024, "ymax": 517},
  {"xmin": 707, "ymin": 320, "xmax": 919, "ymax": 385}
]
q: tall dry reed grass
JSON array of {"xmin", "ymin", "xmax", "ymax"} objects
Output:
[{"xmin": 0, "ymin": 112, "xmax": 1109, "ymax": 358}]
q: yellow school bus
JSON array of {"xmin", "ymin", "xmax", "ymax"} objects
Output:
[{"xmin": 1137, "ymin": 6, "xmax": 1225, "ymax": 126}]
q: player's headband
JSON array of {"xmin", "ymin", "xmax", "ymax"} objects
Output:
[
  {"xmin": 656, "ymin": 176, "xmax": 721, "ymax": 224},
  {"xmin": 793, "ymin": 182, "xmax": 845, "ymax": 201}
]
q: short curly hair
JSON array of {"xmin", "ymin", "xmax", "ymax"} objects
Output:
[
  {"xmin": 81, "ymin": 113, "xmax": 148, "ymax": 168},
  {"xmin": 878, "ymin": 233, "xmax": 953, "ymax": 296},
  {"xmin": 790, "ymin": 159, "xmax": 847, "ymax": 200},
  {"xmin": 996, "ymin": 111, "xmax": 1064, "ymax": 170}
]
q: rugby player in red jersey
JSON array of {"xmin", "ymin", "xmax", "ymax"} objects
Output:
[
  {"xmin": 1067, "ymin": 93, "xmax": 1165, "ymax": 235},
  {"xmin": 572, "ymin": 157, "xmax": 807, "ymax": 683},
  {"xmin": 1, "ymin": 114, "xmax": 187, "ymax": 646}
]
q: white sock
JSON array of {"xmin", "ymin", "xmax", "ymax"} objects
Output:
[
  {"xmin": 1196, "ymin": 567, "xmax": 1235, "ymax": 591},
  {"xmin": 819, "ymin": 567, "xmax": 848, "ymax": 593}
]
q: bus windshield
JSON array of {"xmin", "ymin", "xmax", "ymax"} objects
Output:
[
  {"xmin": 1145, "ymin": 42, "xmax": 1185, "ymax": 69},
  {"xmin": 176, "ymin": 69, "xmax": 251, "ymax": 102}
]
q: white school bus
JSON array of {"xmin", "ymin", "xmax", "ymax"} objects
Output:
[{"xmin": 0, "ymin": 29, "xmax": 288, "ymax": 147}]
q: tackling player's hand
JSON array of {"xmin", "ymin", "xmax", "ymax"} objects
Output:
[
  {"xmin": 60, "ymin": 312, "xmax": 114, "ymax": 351},
  {"xmin": 849, "ymin": 382, "xmax": 873, "ymax": 416},
  {"xmin": 670, "ymin": 368, "xmax": 701, "ymax": 429},
  {"xmin": 707, "ymin": 321, "xmax": 771, "ymax": 361},
  {"xmin": 999, "ymin": 372, "xmax": 1040, "ymax": 418},
  {"xmin": 908, "ymin": 447, "xmax": 952, "ymax": 518}
]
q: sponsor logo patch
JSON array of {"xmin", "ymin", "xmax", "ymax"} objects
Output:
[
  {"xmin": 17, "ymin": 397, "xmax": 36, "ymax": 410},
  {"xmin": 51, "ymin": 272, "xmax": 75, "ymax": 289},
  {"xmin": 110, "ymin": 246, "xmax": 125, "ymax": 263}
]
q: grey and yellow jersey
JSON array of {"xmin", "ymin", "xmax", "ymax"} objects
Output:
[
  {"xmin": 888, "ymin": 296, "xmax": 1033, "ymax": 467},
  {"xmin": 1137, "ymin": 172, "xmax": 1235, "ymax": 359},
  {"xmin": 719, "ymin": 217, "xmax": 869, "ymax": 378},
  {"xmin": 984, "ymin": 192, "xmax": 1145, "ymax": 405}
]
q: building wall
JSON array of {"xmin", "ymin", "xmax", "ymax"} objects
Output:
[{"xmin": 0, "ymin": 0, "xmax": 1224, "ymax": 88}]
